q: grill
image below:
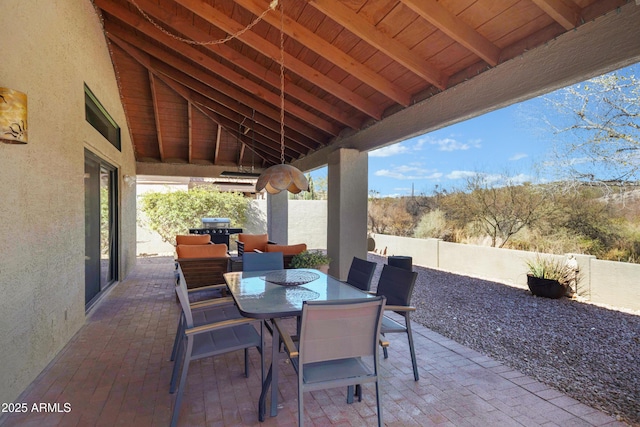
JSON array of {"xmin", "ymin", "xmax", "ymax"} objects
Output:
[{"xmin": 189, "ymin": 218, "xmax": 242, "ymax": 247}]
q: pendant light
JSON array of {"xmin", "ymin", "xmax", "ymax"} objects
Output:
[{"xmin": 255, "ymin": 0, "xmax": 308, "ymax": 195}]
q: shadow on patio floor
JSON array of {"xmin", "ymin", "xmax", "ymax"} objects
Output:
[{"xmin": 0, "ymin": 256, "xmax": 625, "ymax": 427}]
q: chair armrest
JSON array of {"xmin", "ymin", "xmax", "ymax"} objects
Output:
[
  {"xmin": 384, "ymin": 305, "xmax": 416, "ymax": 312},
  {"xmin": 235, "ymin": 240, "xmax": 245, "ymax": 256},
  {"xmin": 185, "ymin": 317, "xmax": 256, "ymax": 336},
  {"xmin": 272, "ymin": 318, "xmax": 298, "ymax": 358},
  {"xmin": 379, "ymin": 338, "xmax": 390, "ymax": 348},
  {"xmin": 190, "ymin": 296, "xmax": 235, "ymax": 311}
]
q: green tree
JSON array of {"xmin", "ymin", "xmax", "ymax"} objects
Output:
[{"xmin": 139, "ymin": 187, "xmax": 249, "ymax": 246}]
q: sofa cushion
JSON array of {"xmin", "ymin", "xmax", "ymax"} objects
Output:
[
  {"xmin": 176, "ymin": 243, "xmax": 228, "ymax": 258},
  {"xmin": 238, "ymin": 233, "xmax": 269, "ymax": 252},
  {"xmin": 176, "ymin": 234, "xmax": 211, "ymax": 245},
  {"xmin": 265, "ymin": 243, "xmax": 307, "ymax": 256}
]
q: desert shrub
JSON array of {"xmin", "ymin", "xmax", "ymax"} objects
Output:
[
  {"xmin": 414, "ymin": 209, "xmax": 453, "ymax": 240},
  {"xmin": 139, "ymin": 187, "xmax": 249, "ymax": 246}
]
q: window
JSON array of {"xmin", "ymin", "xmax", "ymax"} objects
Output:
[{"xmin": 84, "ymin": 84, "xmax": 121, "ymax": 150}]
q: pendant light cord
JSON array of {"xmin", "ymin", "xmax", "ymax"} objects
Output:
[
  {"xmin": 279, "ymin": 1, "xmax": 286, "ymax": 165},
  {"xmin": 129, "ymin": 0, "xmax": 278, "ymax": 46}
]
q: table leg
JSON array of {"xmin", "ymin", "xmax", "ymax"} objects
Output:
[
  {"xmin": 258, "ymin": 364, "xmax": 272, "ymax": 422},
  {"xmin": 270, "ymin": 319, "xmax": 280, "ymax": 417}
]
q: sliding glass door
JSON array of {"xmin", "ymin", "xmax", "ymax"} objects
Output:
[{"xmin": 85, "ymin": 150, "xmax": 118, "ymax": 308}]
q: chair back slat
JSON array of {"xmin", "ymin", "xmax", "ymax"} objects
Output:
[
  {"xmin": 299, "ymin": 297, "xmax": 385, "ymax": 365},
  {"xmin": 175, "ymin": 266, "xmax": 195, "ymax": 328},
  {"xmin": 346, "ymin": 257, "xmax": 377, "ymax": 291},
  {"xmin": 242, "ymin": 252, "xmax": 284, "ymax": 272},
  {"xmin": 376, "ymin": 264, "xmax": 418, "ymax": 307}
]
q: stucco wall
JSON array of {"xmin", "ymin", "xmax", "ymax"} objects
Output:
[
  {"xmin": 0, "ymin": 0, "xmax": 136, "ymax": 406},
  {"xmin": 245, "ymin": 199, "xmax": 328, "ymax": 249},
  {"xmin": 371, "ymin": 233, "xmax": 640, "ymax": 312}
]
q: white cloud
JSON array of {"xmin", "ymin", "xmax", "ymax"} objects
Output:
[
  {"xmin": 446, "ymin": 170, "xmax": 478, "ymax": 180},
  {"xmin": 374, "ymin": 165, "xmax": 442, "ymax": 180},
  {"xmin": 428, "ymin": 137, "xmax": 482, "ymax": 152},
  {"xmin": 509, "ymin": 153, "xmax": 528, "ymax": 161},
  {"xmin": 370, "ymin": 144, "xmax": 409, "ymax": 157}
]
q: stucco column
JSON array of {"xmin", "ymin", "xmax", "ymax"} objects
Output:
[
  {"xmin": 327, "ymin": 148, "xmax": 368, "ymax": 280},
  {"xmin": 267, "ymin": 191, "xmax": 288, "ymax": 244}
]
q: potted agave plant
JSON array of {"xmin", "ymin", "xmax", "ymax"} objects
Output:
[
  {"xmin": 290, "ymin": 250, "xmax": 331, "ymax": 274},
  {"xmin": 525, "ymin": 255, "xmax": 577, "ymax": 299}
]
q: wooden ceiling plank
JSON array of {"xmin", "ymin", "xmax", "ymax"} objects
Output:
[
  {"xmin": 308, "ymin": 0, "xmax": 448, "ymax": 90},
  {"xmin": 104, "ymin": 25, "xmax": 331, "ymax": 144},
  {"xmin": 126, "ymin": 0, "xmax": 362, "ymax": 130},
  {"xmin": 148, "ymin": 72, "xmax": 165, "ymax": 161},
  {"xmin": 161, "ymin": 74, "xmax": 307, "ymax": 161},
  {"xmin": 97, "ymin": 0, "xmax": 344, "ymax": 135},
  {"xmin": 171, "ymin": 0, "xmax": 384, "ymax": 119},
  {"xmin": 148, "ymin": 49, "xmax": 320, "ymax": 152},
  {"xmin": 530, "ymin": 0, "xmax": 581, "ymax": 30},
  {"xmin": 234, "ymin": 0, "xmax": 411, "ymax": 106},
  {"xmin": 400, "ymin": 0, "xmax": 501, "ymax": 66},
  {"xmin": 109, "ymin": 34, "xmax": 284, "ymax": 163}
]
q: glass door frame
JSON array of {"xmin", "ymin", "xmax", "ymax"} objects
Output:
[{"xmin": 85, "ymin": 149, "xmax": 119, "ymax": 310}]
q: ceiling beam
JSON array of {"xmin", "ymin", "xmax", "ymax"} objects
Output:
[
  {"xmin": 105, "ymin": 26, "xmax": 328, "ymax": 146},
  {"xmin": 158, "ymin": 72, "xmax": 306, "ymax": 162},
  {"xmin": 108, "ymin": 35, "xmax": 286, "ymax": 163},
  {"xmin": 119, "ymin": 0, "xmax": 361, "ymax": 130},
  {"xmin": 172, "ymin": 0, "xmax": 385, "ymax": 119},
  {"xmin": 400, "ymin": 0, "xmax": 501, "ymax": 66},
  {"xmin": 96, "ymin": 0, "xmax": 343, "ymax": 136},
  {"xmin": 214, "ymin": 125, "xmax": 221, "ymax": 165},
  {"xmin": 136, "ymin": 161, "xmax": 262, "ymax": 178},
  {"xmin": 531, "ymin": 0, "xmax": 581, "ymax": 30},
  {"xmin": 187, "ymin": 102, "xmax": 193, "ymax": 164},
  {"xmin": 294, "ymin": 2, "xmax": 640, "ymax": 171},
  {"xmin": 148, "ymin": 72, "xmax": 165, "ymax": 161},
  {"xmin": 234, "ymin": 0, "xmax": 411, "ymax": 106},
  {"xmin": 308, "ymin": 0, "xmax": 447, "ymax": 90}
]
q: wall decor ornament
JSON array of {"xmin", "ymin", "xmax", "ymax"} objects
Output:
[{"xmin": 0, "ymin": 88, "xmax": 28, "ymax": 144}]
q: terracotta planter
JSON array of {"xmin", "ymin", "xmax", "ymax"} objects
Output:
[
  {"xmin": 527, "ymin": 275, "xmax": 567, "ymax": 299},
  {"xmin": 317, "ymin": 264, "xmax": 329, "ymax": 274}
]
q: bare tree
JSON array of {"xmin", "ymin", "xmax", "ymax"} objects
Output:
[
  {"xmin": 543, "ymin": 66, "xmax": 640, "ymax": 188},
  {"xmin": 460, "ymin": 174, "xmax": 547, "ymax": 248}
]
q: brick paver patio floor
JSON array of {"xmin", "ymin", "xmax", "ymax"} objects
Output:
[{"xmin": 0, "ymin": 256, "xmax": 626, "ymax": 427}]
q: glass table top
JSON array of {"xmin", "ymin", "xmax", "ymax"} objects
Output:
[{"xmin": 224, "ymin": 269, "xmax": 373, "ymax": 319}]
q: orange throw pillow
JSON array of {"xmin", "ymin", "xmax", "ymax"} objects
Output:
[
  {"xmin": 176, "ymin": 244, "xmax": 228, "ymax": 258},
  {"xmin": 176, "ymin": 234, "xmax": 211, "ymax": 245},
  {"xmin": 238, "ymin": 234, "xmax": 269, "ymax": 252},
  {"xmin": 265, "ymin": 243, "xmax": 307, "ymax": 255}
]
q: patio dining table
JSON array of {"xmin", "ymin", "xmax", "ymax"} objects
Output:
[{"xmin": 223, "ymin": 268, "xmax": 374, "ymax": 421}]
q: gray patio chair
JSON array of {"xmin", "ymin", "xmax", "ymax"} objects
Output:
[
  {"xmin": 273, "ymin": 296, "xmax": 386, "ymax": 427},
  {"xmin": 242, "ymin": 251, "xmax": 284, "ymax": 272},
  {"xmin": 376, "ymin": 264, "xmax": 419, "ymax": 381},
  {"xmin": 170, "ymin": 266, "xmax": 243, "ymax": 362},
  {"xmin": 346, "ymin": 256, "xmax": 377, "ymax": 291},
  {"xmin": 170, "ymin": 270, "xmax": 264, "ymax": 427}
]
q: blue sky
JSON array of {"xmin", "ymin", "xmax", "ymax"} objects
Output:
[
  {"xmin": 308, "ymin": 63, "xmax": 638, "ymax": 197},
  {"xmin": 310, "ymin": 96, "xmax": 551, "ymax": 197}
]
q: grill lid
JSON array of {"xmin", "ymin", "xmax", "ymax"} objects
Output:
[{"xmin": 201, "ymin": 217, "xmax": 231, "ymax": 229}]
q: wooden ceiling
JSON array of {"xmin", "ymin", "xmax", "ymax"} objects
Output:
[{"xmin": 93, "ymin": 0, "xmax": 628, "ymax": 174}]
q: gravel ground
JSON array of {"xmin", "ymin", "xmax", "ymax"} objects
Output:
[{"xmin": 368, "ymin": 254, "xmax": 640, "ymax": 426}]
